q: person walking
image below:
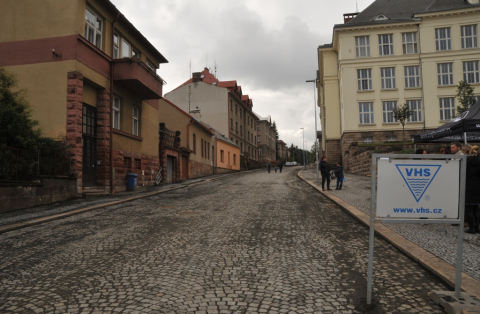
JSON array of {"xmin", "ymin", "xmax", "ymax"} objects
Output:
[
  {"xmin": 278, "ymin": 162, "xmax": 283, "ymax": 173},
  {"xmin": 319, "ymin": 156, "xmax": 331, "ymax": 191},
  {"xmin": 267, "ymin": 161, "xmax": 271, "ymax": 173},
  {"xmin": 335, "ymin": 162, "xmax": 344, "ymax": 190},
  {"xmin": 465, "ymin": 145, "xmax": 480, "ymax": 234}
]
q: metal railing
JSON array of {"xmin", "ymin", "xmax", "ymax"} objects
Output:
[{"xmin": 0, "ymin": 146, "xmax": 71, "ymax": 183}]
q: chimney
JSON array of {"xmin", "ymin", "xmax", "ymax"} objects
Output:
[
  {"xmin": 343, "ymin": 12, "xmax": 358, "ymax": 24},
  {"xmin": 190, "ymin": 107, "xmax": 201, "ymax": 120},
  {"xmin": 192, "ymin": 72, "xmax": 202, "ymax": 83}
]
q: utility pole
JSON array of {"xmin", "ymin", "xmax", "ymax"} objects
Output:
[{"xmin": 300, "ymin": 128, "xmax": 305, "ymax": 169}]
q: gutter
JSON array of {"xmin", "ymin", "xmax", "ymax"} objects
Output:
[{"xmin": 418, "ymin": 23, "xmax": 426, "ymax": 133}]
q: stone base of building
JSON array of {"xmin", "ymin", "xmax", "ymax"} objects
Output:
[
  {"xmin": 189, "ymin": 160, "xmax": 214, "ymax": 179},
  {"xmin": 112, "ymin": 149, "xmax": 160, "ymax": 192},
  {"xmin": 216, "ymin": 167, "xmax": 239, "ymax": 174}
]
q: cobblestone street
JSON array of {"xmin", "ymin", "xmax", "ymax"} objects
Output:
[{"xmin": 0, "ymin": 168, "xmax": 449, "ymax": 313}]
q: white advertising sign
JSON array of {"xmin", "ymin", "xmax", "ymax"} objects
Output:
[{"xmin": 377, "ymin": 159, "xmax": 459, "ymax": 219}]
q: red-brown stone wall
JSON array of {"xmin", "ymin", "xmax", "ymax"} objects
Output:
[
  {"xmin": 325, "ymin": 139, "xmax": 341, "ymax": 166},
  {"xmin": 112, "ymin": 149, "xmax": 160, "ymax": 191},
  {"xmin": 96, "ymin": 89, "xmax": 111, "ymax": 190},
  {"xmin": 189, "ymin": 160, "xmax": 213, "ymax": 179}
]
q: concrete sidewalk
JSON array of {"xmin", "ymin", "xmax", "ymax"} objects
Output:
[{"xmin": 298, "ymin": 167, "xmax": 480, "ymax": 300}]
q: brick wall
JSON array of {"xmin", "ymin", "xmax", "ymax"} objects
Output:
[
  {"xmin": 96, "ymin": 89, "xmax": 111, "ymax": 191},
  {"xmin": 112, "ymin": 149, "xmax": 160, "ymax": 191}
]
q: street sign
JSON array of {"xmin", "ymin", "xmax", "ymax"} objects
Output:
[{"xmin": 377, "ymin": 159, "xmax": 459, "ymax": 219}]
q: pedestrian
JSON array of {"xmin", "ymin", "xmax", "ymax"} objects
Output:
[
  {"xmin": 334, "ymin": 162, "xmax": 344, "ymax": 190},
  {"xmin": 465, "ymin": 145, "xmax": 480, "ymax": 234},
  {"xmin": 450, "ymin": 142, "xmax": 464, "ymax": 155},
  {"xmin": 275, "ymin": 163, "xmax": 278, "ymax": 173},
  {"xmin": 319, "ymin": 156, "xmax": 331, "ymax": 191},
  {"xmin": 267, "ymin": 161, "xmax": 271, "ymax": 173},
  {"xmin": 278, "ymin": 162, "xmax": 283, "ymax": 173}
]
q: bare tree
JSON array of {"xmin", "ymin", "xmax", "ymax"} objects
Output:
[{"xmin": 392, "ymin": 103, "xmax": 413, "ymax": 150}]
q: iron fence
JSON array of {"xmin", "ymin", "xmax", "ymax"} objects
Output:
[{"xmin": 0, "ymin": 146, "xmax": 71, "ymax": 183}]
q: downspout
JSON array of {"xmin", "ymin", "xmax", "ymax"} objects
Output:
[
  {"xmin": 417, "ymin": 23, "xmax": 426, "ymax": 133},
  {"xmin": 110, "ymin": 12, "xmax": 120, "ymax": 195}
]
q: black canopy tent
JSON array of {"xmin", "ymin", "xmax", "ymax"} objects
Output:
[{"xmin": 413, "ymin": 100, "xmax": 480, "ymax": 143}]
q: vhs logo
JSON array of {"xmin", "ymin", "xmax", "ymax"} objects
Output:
[{"xmin": 395, "ymin": 165, "xmax": 442, "ymax": 202}]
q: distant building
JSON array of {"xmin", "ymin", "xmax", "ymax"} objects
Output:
[
  {"xmin": 256, "ymin": 115, "xmax": 277, "ymax": 163},
  {"xmin": 317, "ymin": 0, "xmax": 480, "ymax": 166},
  {"xmin": 277, "ymin": 140, "xmax": 288, "ymax": 162}
]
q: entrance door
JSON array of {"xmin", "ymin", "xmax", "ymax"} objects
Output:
[
  {"xmin": 82, "ymin": 104, "xmax": 97, "ymax": 187},
  {"xmin": 181, "ymin": 155, "xmax": 188, "ymax": 180},
  {"xmin": 167, "ymin": 156, "xmax": 173, "ymax": 183}
]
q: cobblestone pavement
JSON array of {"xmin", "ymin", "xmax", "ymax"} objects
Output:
[
  {"xmin": 300, "ymin": 168, "xmax": 480, "ymax": 283},
  {"xmin": 0, "ymin": 168, "xmax": 449, "ymax": 313}
]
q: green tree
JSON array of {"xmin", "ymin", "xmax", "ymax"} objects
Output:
[
  {"xmin": 456, "ymin": 80, "xmax": 476, "ymax": 116},
  {"xmin": 272, "ymin": 121, "xmax": 280, "ymax": 160},
  {"xmin": 392, "ymin": 103, "xmax": 413, "ymax": 150}
]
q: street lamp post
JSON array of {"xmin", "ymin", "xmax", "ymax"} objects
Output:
[
  {"xmin": 305, "ymin": 140, "xmax": 308, "ymax": 166},
  {"xmin": 300, "ymin": 128, "xmax": 305, "ymax": 169},
  {"xmin": 306, "ymin": 79, "xmax": 319, "ymax": 183}
]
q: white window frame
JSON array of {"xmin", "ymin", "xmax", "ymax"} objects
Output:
[
  {"xmin": 461, "ymin": 25, "xmax": 478, "ymax": 49},
  {"xmin": 435, "ymin": 28, "xmax": 451, "ymax": 51},
  {"xmin": 463, "ymin": 60, "xmax": 480, "ymax": 84},
  {"xmin": 404, "ymin": 66, "xmax": 420, "ymax": 88},
  {"xmin": 132, "ymin": 106, "xmax": 139, "ymax": 136},
  {"xmin": 85, "ymin": 8, "xmax": 103, "ymax": 49},
  {"xmin": 359, "ymin": 102, "xmax": 374, "ymax": 124},
  {"xmin": 363, "ymin": 137, "xmax": 373, "ymax": 144},
  {"xmin": 407, "ymin": 100, "xmax": 422, "ymax": 122},
  {"xmin": 378, "ymin": 34, "xmax": 394, "ymax": 56},
  {"xmin": 113, "ymin": 96, "xmax": 121, "ymax": 130},
  {"xmin": 381, "ymin": 67, "xmax": 396, "ymax": 89},
  {"xmin": 357, "ymin": 69, "xmax": 372, "ymax": 91},
  {"xmin": 402, "ymin": 32, "xmax": 418, "ymax": 54},
  {"xmin": 113, "ymin": 33, "xmax": 119, "ymax": 59},
  {"xmin": 355, "ymin": 36, "xmax": 370, "ymax": 57},
  {"xmin": 437, "ymin": 63, "xmax": 454, "ymax": 86},
  {"xmin": 382, "ymin": 101, "xmax": 397, "ymax": 123},
  {"xmin": 146, "ymin": 60, "xmax": 156, "ymax": 72},
  {"xmin": 121, "ymin": 38, "xmax": 131, "ymax": 58},
  {"xmin": 439, "ymin": 98, "xmax": 455, "ymax": 121},
  {"xmin": 387, "ymin": 136, "xmax": 397, "ymax": 142}
]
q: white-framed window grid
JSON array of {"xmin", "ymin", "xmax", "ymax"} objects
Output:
[
  {"xmin": 463, "ymin": 60, "xmax": 480, "ymax": 84},
  {"xmin": 382, "ymin": 101, "xmax": 397, "ymax": 123},
  {"xmin": 85, "ymin": 8, "xmax": 103, "ymax": 49},
  {"xmin": 404, "ymin": 66, "xmax": 420, "ymax": 88},
  {"xmin": 439, "ymin": 98, "xmax": 456, "ymax": 121},
  {"xmin": 461, "ymin": 25, "xmax": 478, "ymax": 49},
  {"xmin": 355, "ymin": 36, "xmax": 370, "ymax": 57},
  {"xmin": 121, "ymin": 38, "xmax": 131, "ymax": 58},
  {"xmin": 363, "ymin": 137, "xmax": 373, "ymax": 144},
  {"xmin": 381, "ymin": 67, "xmax": 396, "ymax": 89},
  {"xmin": 357, "ymin": 69, "xmax": 372, "ymax": 91},
  {"xmin": 406, "ymin": 100, "xmax": 422, "ymax": 122},
  {"xmin": 379, "ymin": 34, "xmax": 394, "ymax": 56},
  {"xmin": 132, "ymin": 106, "xmax": 139, "ymax": 136},
  {"xmin": 435, "ymin": 28, "xmax": 451, "ymax": 51},
  {"xmin": 387, "ymin": 136, "xmax": 397, "ymax": 142},
  {"xmin": 113, "ymin": 33, "xmax": 119, "ymax": 58},
  {"xmin": 437, "ymin": 63, "xmax": 454, "ymax": 86},
  {"xmin": 402, "ymin": 32, "xmax": 418, "ymax": 54},
  {"xmin": 359, "ymin": 102, "xmax": 374, "ymax": 124},
  {"xmin": 146, "ymin": 60, "xmax": 156, "ymax": 72},
  {"xmin": 112, "ymin": 96, "xmax": 121, "ymax": 130}
]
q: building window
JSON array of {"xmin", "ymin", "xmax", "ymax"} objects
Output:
[
  {"xmin": 236, "ymin": 122, "xmax": 238, "ymax": 133},
  {"xmin": 435, "ymin": 28, "xmax": 451, "ymax": 51},
  {"xmin": 378, "ymin": 34, "xmax": 393, "ymax": 56},
  {"xmin": 404, "ymin": 66, "xmax": 420, "ymax": 88},
  {"xmin": 132, "ymin": 106, "xmax": 139, "ymax": 136},
  {"xmin": 233, "ymin": 154, "xmax": 236, "ymax": 165},
  {"xmin": 230, "ymin": 119, "xmax": 233, "ymax": 130},
  {"xmin": 359, "ymin": 102, "xmax": 374, "ymax": 124},
  {"xmin": 132, "ymin": 47, "xmax": 140, "ymax": 59},
  {"xmin": 208, "ymin": 143, "xmax": 210, "ymax": 159},
  {"xmin": 387, "ymin": 136, "xmax": 397, "ymax": 142},
  {"xmin": 437, "ymin": 63, "xmax": 453, "ymax": 86},
  {"xmin": 113, "ymin": 33, "xmax": 119, "ymax": 58},
  {"xmin": 240, "ymin": 143, "xmax": 243, "ymax": 152},
  {"xmin": 407, "ymin": 100, "xmax": 422, "ymax": 122},
  {"xmin": 230, "ymin": 100, "xmax": 233, "ymax": 111},
  {"xmin": 235, "ymin": 104, "xmax": 238, "ymax": 114},
  {"xmin": 463, "ymin": 61, "xmax": 480, "ymax": 84},
  {"xmin": 112, "ymin": 96, "xmax": 120, "ymax": 130},
  {"xmin": 193, "ymin": 134, "xmax": 196, "ymax": 153},
  {"xmin": 402, "ymin": 32, "xmax": 418, "ymax": 54},
  {"xmin": 240, "ymin": 125, "xmax": 243, "ymax": 137},
  {"xmin": 124, "ymin": 157, "xmax": 131, "ymax": 169},
  {"xmin": 255, "ymin": 136, "xmax": 257, "ymax": 143},
  {"xmin": 201, "ymin": 139, "xmax": 204, "ymax": 157},
  {"xmin": 146, "ymin": 60, "xmax": 155, "ymax": 72},
  {"xmin": 382, "ymin": 101, "xmax": 397, "ymax": 123},
  {"xmin": 357, "ymin": 69, "xmax": 372, "ymax": 91},
  {"xmin": 121, "ymin": 38, "xmax": 131, "ymax": 58},
  {"xmin": 381, "ymin": 67, "xmax": 396, "ymax": 89},
  {"xmin": 355, "ymin": 36, "xmax": 370, "ymax": 57},
  {"xmin": 220, "ymin": 150, "xmax": 224, "ymax": 162},
  {"xmin": 461, "ymin": 25, "xmax": 478, "ymax": 49},
  {"xmin": 439, "ymin": 98, "xmax": 455, "ymax": 121},
  {"xmin": 247, "ymin": 131, "xmax": 250, "ymax": 142},
  {"xmin": 85, "ymin": 8, "xmax": 103, "ymax": 49},
  {"xmin": 259, "ymin": 148, "xmax": 262, "ymax": 156},
  {"xmin": 134, "ymin": 158, "xmax": 141, "ymax": 170},
  {"xmin": 363, "ymin": 137, "xmax": 373, "ymax": 144}
]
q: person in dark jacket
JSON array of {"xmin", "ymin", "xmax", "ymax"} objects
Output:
[
  {"xmin": 319, "ymin": 156, "xmax": 331, "ymax": 191},
  {"xmin": 267, "ymin": 161, "xmax": 271, "ymax": 173},
  {"xmin": 465, "ymin": 145, "xmax": 480, "ymax": 233},
  {"xmin": 335, "ymin": 162, "xmax": 344, "ymax": 190},
  {"xmin": 278, "ymin": 162, "xmax": 283, "ymax": 173}
]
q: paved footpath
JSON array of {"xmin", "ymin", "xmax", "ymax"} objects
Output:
[{"xmin": 0, "ymin": 168, "xmax": 450, "ymax": 313}]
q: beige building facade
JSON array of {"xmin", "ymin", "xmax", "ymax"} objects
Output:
[
  {"xmin": 256, "ymin": 115, "xmax": 277, "ymax": 163},
  {"xmin": 318, "ymin": 0, "xmax": 480, "ymax": 165}
]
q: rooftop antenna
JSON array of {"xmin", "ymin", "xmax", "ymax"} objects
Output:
[
  {"xmin": 214, "ymin": 52, "xmax": 217, "ymax": 78},
  {"xmin": 188, "ymin": 60, "xmax": 191, "ymax": 113},
  {"xmin": 356, "ymin": 1, "xmax": 359, "ymax": 12}
]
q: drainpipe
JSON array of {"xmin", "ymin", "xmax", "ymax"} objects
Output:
[
  {"xmin": 110, "ymin": 12, "xmax": 120, "ymax": 195},
  {"xmin": 417, "ymin": 23, "xmax": 426, "ymax": 133},
  {"xmin": 186, "ymin": 119, "xmax": 194, "ymax": 149}
]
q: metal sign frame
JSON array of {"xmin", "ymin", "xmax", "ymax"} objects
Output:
[{"xmin": 367, "ymin": 154, "xmax": 467, "ymax": 305}]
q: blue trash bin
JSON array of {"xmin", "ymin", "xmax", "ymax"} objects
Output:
[{"xmin": 126, "ymin": 173, "xmax": 138, "ymax": 191}]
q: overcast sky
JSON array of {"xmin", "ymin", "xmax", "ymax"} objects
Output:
[{"xmin": 112, "ymin": 0, "xmax": 372, "ymax": 150}]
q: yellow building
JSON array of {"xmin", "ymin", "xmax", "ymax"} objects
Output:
[
  {"xmin": 0, "ymin": 0, "xmax": 168, "ymax": 192},
  {"xmin": 318, "ymin": 0, "xmax": 480, "ymax": 166}
]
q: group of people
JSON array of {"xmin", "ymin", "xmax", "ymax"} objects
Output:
[
  {"xmin": 319, "ymin": 156, "xmax": 344, "ymax": 191},
  {"xmin": 266, "ymin": 161, "xmax": 283, "ymax": 173}
]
